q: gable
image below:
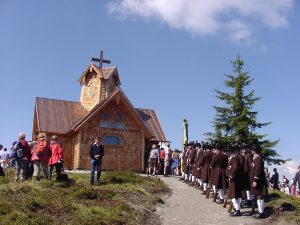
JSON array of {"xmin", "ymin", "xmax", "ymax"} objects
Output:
[{"xmin": 72, "ymin": 88, "xmax": 152, "ymax": 138}]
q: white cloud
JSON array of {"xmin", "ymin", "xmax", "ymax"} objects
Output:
[{"xmin": 107, "ymin": 0, "xmax": 294, "ymax": 44}]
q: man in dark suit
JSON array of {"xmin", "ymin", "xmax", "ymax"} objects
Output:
[
  {"xmin": 227, "ymin": 147, "xmax": 243, "ymax": 217},
  {"xmin": 210, "ymin": 143, "xmax": 228, "ymax": 204},
  {"xmin": 250, "ymin": 143, "xmax": 268, "ymax": 219},
  {"xmin": 89, "ymin": 137, "xmax": 105, "ymax": 185}
]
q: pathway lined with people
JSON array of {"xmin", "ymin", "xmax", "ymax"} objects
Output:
[{"xmin": 157, "ymin": 176, "xmax": 267, "ymax": 225}]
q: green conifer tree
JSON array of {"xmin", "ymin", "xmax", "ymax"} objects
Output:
[{"xmin": 211, "ymin": 55, "xmax": 286, "ymax": 165}]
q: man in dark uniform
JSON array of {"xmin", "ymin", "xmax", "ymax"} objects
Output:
[
  {"xmin": 250, "ymin": 143, "xmax": 268, "ymax": 219},
  {"xmin": 201, "ymin": 144, "xmax": 214, "ymax": 195},
  {"xmin": 210, "ymin": 143, "xmax": 228, "ymax": 204},
  {"xmin": 192, "ymin": 143, "xmax": 202, "ymax": 188},
  {"xmin": 242, "ymin": 148, "xmax": 253, "ymax": 206},
  {"xmin": 227, "ymin": 146, "xmax": 243, "ymax": 217},
  {"xmin": 188, "ymin": 144, "xmax": 197, "ymax": 185}
]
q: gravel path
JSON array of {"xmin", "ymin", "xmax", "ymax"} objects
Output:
[{"xmin": 157, "ymin": 176, "xmax": 268, "ymax": 225}]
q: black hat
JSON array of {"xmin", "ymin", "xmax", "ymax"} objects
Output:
[{"xmin": 251, "ymin": 142, "xmax": 261, "ymax": 152}]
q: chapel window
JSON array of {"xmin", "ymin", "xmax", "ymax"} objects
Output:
[{"xmin": 103, "ymin": 135, "xmax": 122, "ymax": 146}]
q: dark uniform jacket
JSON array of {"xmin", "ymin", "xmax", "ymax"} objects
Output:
[
  {"xmin": 201, "ymin": 150, "xmax": 214, "ymax": 183},
  {"xmin": 228, "ymin": 153, "xmax": 243, "ymax": 198},
  {"xmin": 193, "ymin": 148, "xmax": 202, "ymax": 179},
  {"xmin": 188, "ymin": 147, "xmax": 197, "ymax": 174},
  {"xmin": 250, "ymin": 154, "xmax": 268, "ymax": 197},
  {"xmin": 211, "ymin": 152, "xmax": 228, "ymax": 189},
  {"xmin": 244, "ymin": 152, "xmax": 253, "ymax": 190}
]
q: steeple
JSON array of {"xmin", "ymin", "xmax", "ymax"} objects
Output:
[{"xmin": 78, "ymin": 56, "xmax": 121, "ymax": 111}]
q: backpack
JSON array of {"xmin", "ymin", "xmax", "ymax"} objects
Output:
[
  {"xmin": 13, "ymin": 143, "xmax": 24, "ymax": 159},
  {"xmin": 35, "ymin": 141, "xmax": 48, "ymax": 156},
  {"xmin": 159, "ymin": 150, "xmax": 165, "ymax": 160}
]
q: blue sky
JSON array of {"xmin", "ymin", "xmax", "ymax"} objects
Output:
[{"xmin": 0, "ymin": 1, "xmax": 299, "ymax": 176}]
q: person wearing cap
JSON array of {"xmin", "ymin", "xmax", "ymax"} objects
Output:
[
  {"xmin": 14, "ymin": 132, "xmax": 32, "ymax": 181},
  {"xmin": 210, "ymin": 143, "xmax": 228, "ymax": 204},
  {"xmin": 31, "ymin": 133, "xmax": 51, "ymax": 180},
  {"xmin": 48, "ymin": 135, "xmax": 64, "ymax": 180},
  {"xmin": 250, "ymin": 143, "xmax": 268, "ymax": 219},
  {"xmin": 89, "ymin": 137, "xmax": 105, "ymax": 185},
  {"xmin": 227, "ymin": 146, "xmax": 243, "ymax": 217}
]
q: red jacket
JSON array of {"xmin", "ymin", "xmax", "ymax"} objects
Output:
[
  {"xmin": 19, "ymin": 140, "xmax": 31, "ymax": 161},
  {"xmin": 31, "ymin": 139, "xmax": 51, "ymax": 163},
  {"xmin": 48, "ymin": 142, "xmax": 63, "ymax": 165}
]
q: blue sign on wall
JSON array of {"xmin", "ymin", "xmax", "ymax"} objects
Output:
[{"xmin": 99, "ymin": 122, "xmax": 127, "ymax": 130}]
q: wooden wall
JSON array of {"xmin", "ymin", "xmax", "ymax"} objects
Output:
[{"xmin": 75, "ymin": 97, "xmax": 145, "ymax": 171}]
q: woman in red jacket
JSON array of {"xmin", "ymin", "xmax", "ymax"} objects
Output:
[{"xmin": 48, "ymin": 135, "xmax": 64, "ymax": 180}]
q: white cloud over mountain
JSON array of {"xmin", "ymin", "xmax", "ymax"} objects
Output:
[{"xmin": 107, "ymin": 0, "xmax": 294, "ymax": 44}]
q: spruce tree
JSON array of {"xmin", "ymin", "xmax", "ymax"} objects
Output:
[{"xmin": 211, "ymin": 55, "xmax": 286, "ymax": 165}]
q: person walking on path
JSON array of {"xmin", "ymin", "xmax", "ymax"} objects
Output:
[
  {"xmin": 48, "ymin": 135, "xmax": 64, "ymax": 180},
  {"xmin": 250, "ymin": 143, "xmax": 268, "ymax": 219},
  {"xmin": 148, "ymin": 144, "xmax": 159, "ymax": 176},
  {"xmin": 227, "ymin": 147, "xmax": 243, "ymax": 217},
  {"xmin": 89, "ymin": 137, "xmax": 105, "ymax": 185},
  {"xmin": 31, "ymin": 133, "xmax": 51, "ymax": 181},
  {"xmin": 14, "ymin": 132, "xmax": 32, "ymax": 181}
]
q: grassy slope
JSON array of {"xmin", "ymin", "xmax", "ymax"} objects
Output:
[
  {"xmin": 267, "ymin": 189, "xmax": 300, "ymax": 225},
  {"xmin": 0, "ymin": 170, "xmax": 169, "ymax": 225}
]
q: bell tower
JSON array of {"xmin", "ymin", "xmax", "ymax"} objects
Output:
[{"xmin": 78, "ymin": 52, "xmax": 121, "ymax": 111}]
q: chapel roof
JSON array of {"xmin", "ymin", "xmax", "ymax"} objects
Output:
[
  {"xmin": 34, "ymin": 92, "xmax": 167, "ymax": 142},
  {"xmin": 35, "ymin": 97, "xmax": 88, "ymax": 134},
  {"xmin": 78, "ymin": 64, "xmax": 121, "ymax": 85}
]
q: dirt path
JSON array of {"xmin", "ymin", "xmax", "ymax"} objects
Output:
[{"xmin": 157, "ymin": 176, "xmax": 267, "ymax": 225}]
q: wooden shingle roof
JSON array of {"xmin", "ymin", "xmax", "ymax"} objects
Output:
[
  {"xmin": 35, "ymin": 97, "xmax": 88, "ymax": 134},
  {"xmin": 34, "ymin": 91, "xmax": 167, "ymax": 142},
  {"xmin": 136, "ymin": 108, "xmax": 167, "ymax": 142},
  {"xmin": 78, "ymin": 64, "xmax": 120, "ymax": 85}
]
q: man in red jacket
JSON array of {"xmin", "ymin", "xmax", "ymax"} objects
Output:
[{"xmin": 48, "ymin": 135, "xmax": 64, "ymax": 180}]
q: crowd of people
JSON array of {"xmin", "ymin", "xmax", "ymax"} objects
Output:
[
  {"xmin": 147, "ymin": 143, "xmax": 181, "ymax": 177},
  {"xmin": 147, "ymin": 141, "xmax": 300, "ymax": 219},
  {"xmin": 266, "ymin": 167, "xmax": 300, "ymax": 196},
  {"xmin": 0, "ymin": 134, "xmax": 105, "ymax": 186},
  {"xmin": 0, "ymin": 132, "xmax": 64, "ymax": 181}
]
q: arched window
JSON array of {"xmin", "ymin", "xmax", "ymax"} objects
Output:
[{"xmin": 103, "ymin": 135, "xmax": 121, "ymax": 146}]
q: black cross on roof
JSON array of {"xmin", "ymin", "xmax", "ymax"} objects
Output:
[{"xmin": 91, "ymin": 51, "xmax": 111, "ymax": 68}]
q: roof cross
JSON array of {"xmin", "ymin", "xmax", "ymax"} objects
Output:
[{"xmin": 91, "ymin": 51, "xmax": 111, "ymax": 68}]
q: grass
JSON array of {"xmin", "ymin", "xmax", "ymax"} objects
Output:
[
  {"xmin": 0, "ymin": 169, "xmax": 169, "ymax": 225},
  {"xmin": 266, "ymin": 189, "xmax": 300, "ymax": 225}
]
